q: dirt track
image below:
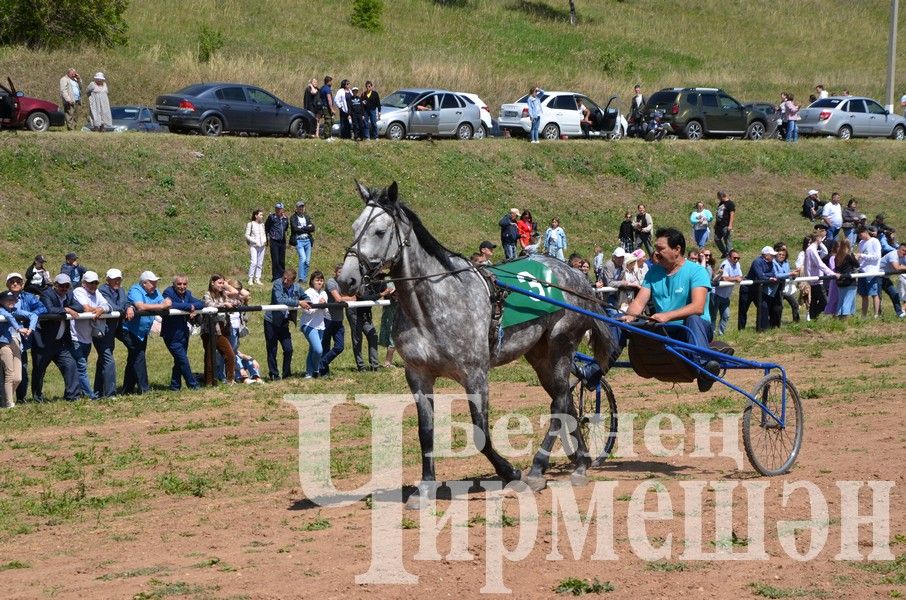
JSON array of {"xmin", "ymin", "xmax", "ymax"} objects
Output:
[{"xmin": 1, "ymin": 336, "xmax": 904, "ymax": 599}]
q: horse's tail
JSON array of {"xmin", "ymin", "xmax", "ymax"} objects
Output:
[{"xmin": 588, "ymin": 316, "xmax": 615, "ymax": 375}]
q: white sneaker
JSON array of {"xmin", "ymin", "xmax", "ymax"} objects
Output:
[
  {"xmin": 255, "ymin": 279, "xmax": 262, "ymax": 285},
  {"xmin": 304, "ymin": 374, "xmax": 313, "ymax": 379},
  {"xmin": 247, "ymin": 279, "xmax": 253, "ymax": 286}
]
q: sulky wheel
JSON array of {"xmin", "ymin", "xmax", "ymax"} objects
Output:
[
  {"xmin": 571, "ymin": 376, "xmax": 618, "ymax": 468},
  {"xmin": 742, "ymin": 373, "xmax": 804, "ymax": 476}
]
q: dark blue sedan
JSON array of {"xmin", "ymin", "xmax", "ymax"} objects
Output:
[{"xmin": 154, "ymin": 82, "xmax": 316, "ymax": 137}]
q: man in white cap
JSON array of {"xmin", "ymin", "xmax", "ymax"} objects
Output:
[
  {"xmin": 33, "ymin": 274, "xmax": 84, "ymax": 402},
  {"xmin": 121, "ymin": 271, "xmax": 171, "ymax": 394},
  {"xmin": 5, "ymin": 272, "xmax": 46, "ymax": 403},
  {"xmin": 737, "ymin": 246, "xmax": 778, "ymax": 332},
  {"xmin": 70, "ymin": 272, "xmax": 109, "ymax": 400},
  {"xmin": 802, "ymin": 189, "xmax": 821, "ymax": 221},
  {"xmin": 96, "ymin": 268, "xmax": 134, "ymax": 398},
  {"xmin": 597, "ymin": 247, "xmax": 627, "ymax": 305}
]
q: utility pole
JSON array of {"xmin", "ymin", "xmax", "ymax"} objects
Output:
[{"xmin": 885, "ymin": 0, "xmax": 899, "ymax": 112}]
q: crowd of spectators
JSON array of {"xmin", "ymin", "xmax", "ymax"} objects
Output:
[{"xmin": 2, "ymin": 187, "xmax": 903, "ymax": 406}]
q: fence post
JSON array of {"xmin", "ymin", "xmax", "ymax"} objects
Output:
[
  {"xmin": 202, "ymin": 312, "xmax": 218, "ymax": 386},
  {"xmin": 755, "ymin": 283, "xmax": 764, "ymax": 332}
]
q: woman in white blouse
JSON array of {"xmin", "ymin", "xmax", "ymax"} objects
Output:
[
  {"xmin": 300, "ymin": 271, "xmax": 328, "ymax": 378},
  {"xmin": 245, "ymin": 209, "xmax": 267, "ymax": 285}
]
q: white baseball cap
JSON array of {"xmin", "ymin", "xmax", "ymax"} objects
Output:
[
  {"xmin": 106, "ymin": 268, "xmax": 123, "ymax": 280},
  {"xmin": 82, "ymin": 271, "xmax": 100, "ymax": 283},
  {"xmin": 54, "ymin": 273, "xmax": 72, "ymax": 285},
  {"xmin": 5, "ymin": 272, "xmax": 23, "ymax": 282},
  {"xmin": 612, "ymin": 247, "xmax": 626, "ymax": 258},
  {"xmin": 807, "ymin": 189, "xmax": 819, "ymax": 196},
  {"xmin": 139, "ymin": 270, "xmax": 160, "ymax": 282},
  {"xmin": 761, "ymin": 246, "xmax": 778, "ymax": 256}
]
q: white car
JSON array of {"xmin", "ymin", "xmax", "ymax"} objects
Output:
[
  {"xmin": 456, "ymin": 92, "xmax": 493, "ymax": 139},
  {"xmin": 499, "ymin": 91, "xmax": 627, "ymax": 140}
]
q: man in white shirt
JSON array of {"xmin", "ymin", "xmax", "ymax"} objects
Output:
[
  {"xmin": 857, "ymin": 226, "xmax": 883, "ymax": 317},
  {"xmin": 821, "ymin": 192, "xmax": 843, "ymax": 242},
  {"xmin": 712, "ymin": 251, "xmax": 743, "ymax": 335},
  {"xmin": 816, "ymin": 84, "xmax": 829, "ymax": 99},
  {"xmin": 71, "ymin": 271, "xmax": 109, "ymax": 399}
]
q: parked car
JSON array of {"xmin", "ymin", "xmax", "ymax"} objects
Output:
[
  {"xmin": 744, "ymin": 102, "xmax": 783, "ymax": 139},
  {"xmin": 82, "ymin": 105, "xmax": 163, "ymax": 133},
  {"xmin": 0, "ymin": 78, "xmax": 64, "ymax": 132},
  {"xmin": 456, "ymin": 92, "xmax": 494, "ymax": 139},
  {"xmin": 643, "ymin": 87, "xmax": 768, "ymax": 140},
  {"xmin": 154, "ymin": 83, "xmax": 316, "ymax": 137},
  {"xmin": 377, "ymin": 89, "xmax": 482, "ymax": 140},
  {"xmin": 797, "ymin": 96, "xmax": 906, "ymax": 140},
  {"xmin": 498, "ymin": 91, "xmax": 627, "ymax": 140}
]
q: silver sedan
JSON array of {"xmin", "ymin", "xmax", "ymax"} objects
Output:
[
  {"xmin": 797, "ymin": 96, "xmax": 906, "ymax": 140},
  {"xmin": 377, "ymin": 88, "xmax": 482, "ymax": 140}
]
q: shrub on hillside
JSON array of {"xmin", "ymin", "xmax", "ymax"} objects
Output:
[
  {"xmin": 197, "ymin": 25, "xmax": 225, "ymax": 63},
  {"xmin": 350, "ymin": 0, "xmax": 383, "ymax": 31},
  {"xmin": 0, "ymin": 0, "xmax": 128, "ymax": 50}
]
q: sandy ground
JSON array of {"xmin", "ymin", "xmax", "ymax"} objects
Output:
[{"xmin": 1, "ymin": 338, "xmax": 904, "ymax": 599}]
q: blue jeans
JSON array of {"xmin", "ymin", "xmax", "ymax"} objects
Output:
[
  {"xmin": 73, "ymin": 341, "xmax": 97, "ymax": 399},
  {"xmin": 785, "ymin": 120, "xmax": 798, "ymax": 142},
  {"xmin": 503, "ymin": 242, "xmax": 516, "ymax": 260},
  {"xmin": 693, "ymin": 228, "xmax": 710, "ymax": 248},
  {"xmin": 165, "ymin": 335, "xmax": 198, "ymax": 390},
  {"xmin": 296, "ymin": 237, "xmax": 312, "ymax": 283},
  {"xmin": 319, "ymin": 318, "xmax": 345, "ymax": 375},
  {"xmin": 367, "ymin": 109, "xmax": 379, "ymax": 139},
  {"xmin": 302, "ymin": 325, "xmax": 324, "ymax": 376},
  {"xmin": 92, "ymin": 325, "xmax": 119, "ymax": 397},
  {"xmin": 826, "ymin": 226, "xmax": 839, "ymax": 243},
  {"xmin": 712, "ymin": 294, "xmax": 731, "ymax": 336},
  {"xmin": 530, "ymin": 116, "xmax": 540, "ymax": 141},
  {"xmin": 845, "ymin": 228, "xmax": 857, "ymax": 246}
]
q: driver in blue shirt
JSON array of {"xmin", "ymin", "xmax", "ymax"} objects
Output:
[{"xmin": 615, "ymin": 227, "xmax": 721, "ymax": 392}]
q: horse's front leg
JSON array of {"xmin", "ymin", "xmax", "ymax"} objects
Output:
[
  {"xmin": 464, "ymin": 371, "xmax": 522, "ymax": 484},
  {"xmin": 405, "ymin": 367, "xmax": 437, "ymax": 509}
]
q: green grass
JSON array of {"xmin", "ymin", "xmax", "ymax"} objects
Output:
[
  {"xmin": 554, "ymin": 577, "xmax": 615, "ymax": 595},
  {"xmin": 748, "ymin": 582, "xmax": 827, "ymax": 598},
  {"xmin": 1, "ymin": 0, "xmax": 905, "ymax": 113}
]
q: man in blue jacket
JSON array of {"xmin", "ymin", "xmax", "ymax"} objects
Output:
[
  {"xmin": 95, "ymin": 268, "xmax": 133, "ymax": 398},
  {"xmin": 737, "ymin": 246, "xmax": 779, "ymax": 332},
  {"xmin": 33, "ymin": 274, "xmax": 84, "ymax": 401},
  {"xmin": 0, "ymin": 289, "xmax": 39, "ymax": 407},
  {"xmin": 499, "ymin": 208, "xmax": 520, "ymax": 260},
  {"xmin": 263, "ymin": 268, "xmax": 309, "ymax": 380},
  {"xmin": 5, "ymin": 272, "xmax": 46, "ymax": 403},
  {"xmin": 161, "ymin": 275, "xmax": 205, "ymax": 390},
  {"xmin": 122, "ymin": 271, "xmax": 171, "ymax": 394},
  {"xmin": 60, "ymin": 252, "xmax": 88, "ymax": 287}
]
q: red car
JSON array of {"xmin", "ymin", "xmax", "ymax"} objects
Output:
[{"xmin": 0, "ymin": 78, "xmax": 65, "ymax": 132}]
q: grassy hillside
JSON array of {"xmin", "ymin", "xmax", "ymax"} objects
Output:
[
  {"xmin": 1, "ymin": 0, "xmax": 905, "ymax": 113},
  {"xmin": 1, "ymin": 135, "xmax": 905, "ymax": 285}
]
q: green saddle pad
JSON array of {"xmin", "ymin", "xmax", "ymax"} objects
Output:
[{"xmin": 487, "ymin": 258, "xmax": 566, "ymax": 328}]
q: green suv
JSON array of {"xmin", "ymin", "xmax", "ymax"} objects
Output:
[{"xmin": 645, "ymin": 87, "xmax": 768, "ymax": 140}]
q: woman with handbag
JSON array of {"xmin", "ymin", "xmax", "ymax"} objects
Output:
[{"xmin": 202, "ymin": 275, "xmax": 238, "ymax": 386}]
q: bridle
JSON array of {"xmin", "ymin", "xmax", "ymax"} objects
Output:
[{"xmin": 344, "ymin": 202, "xmax": 410, "ymax": 285}]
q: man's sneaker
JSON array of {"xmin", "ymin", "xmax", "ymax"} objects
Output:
[
  {"xmin": 697, "ymin": 360, "xmax": 722, "ymax": 393},
  {"xmin": 898, "ymin": 312, "xmax": 905, "ymax": 319}
]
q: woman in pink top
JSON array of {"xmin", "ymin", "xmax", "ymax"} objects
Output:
[{"xmin": 783, "ymin": 92, "xmax": 800, "ymax": 142}]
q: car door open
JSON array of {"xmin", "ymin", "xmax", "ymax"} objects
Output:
[{"xmin": 410, "ymin": 94, "xmax": 439, "ymax": 135}]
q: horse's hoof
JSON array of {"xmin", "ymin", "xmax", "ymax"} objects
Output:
[
  {"xmin": 521, "ymin": 474, "xmax": 547, "ymax": 493},
  {"xmin": 405, "ymin": 491, "xmax": 428, "ymax": 510},
  {"xmin": 570, "ymin": 472, "xmax": 589, "ymax": 487}
]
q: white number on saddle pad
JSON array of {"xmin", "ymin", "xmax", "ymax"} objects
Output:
[{"xmin": 516, "ymin": 271, "xmax": 547, "ymax": 301}]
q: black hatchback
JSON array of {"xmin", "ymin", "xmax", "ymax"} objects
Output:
[{"xmin": 154, "ymin": 83, "xmax": 316, "ymax": 137}]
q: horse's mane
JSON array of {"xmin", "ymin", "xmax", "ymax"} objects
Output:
[{"xmin": 398, "ymin": 202, "xmax": 463, "ymax": 271}]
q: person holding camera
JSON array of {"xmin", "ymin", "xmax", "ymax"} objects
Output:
[{"xmin": 59, "ymin": 68, "xmax": 81, "ymax": 131}]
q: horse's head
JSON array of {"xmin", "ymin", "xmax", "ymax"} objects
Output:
[{"xmin": 338, "ymin": 180, "xmax": 408, "ymax": 295}]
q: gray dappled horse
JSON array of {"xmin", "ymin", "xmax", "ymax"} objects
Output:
[{"xmin": 338, "ymin": 181, "xmax": 613, "ymax": 505}]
